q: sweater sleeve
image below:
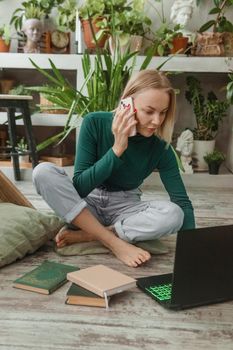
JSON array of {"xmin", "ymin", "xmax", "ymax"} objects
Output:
[
  {"xmin": 157, "ymin": 145, "xmax": 195, "ymax": 231},
  {"xmin": 73, "ymin": 115, "xmax": 124, "ymax": 198}
]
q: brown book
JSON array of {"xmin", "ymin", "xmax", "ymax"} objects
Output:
[
  {"xmin": 66, "ymin": 283, "xmax": 110, "ymax": 308},
  {"xmin": 67, "ymin": 265, "xmax": 136, "ymax": 299}
]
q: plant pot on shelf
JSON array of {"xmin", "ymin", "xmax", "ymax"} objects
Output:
[
  {"xmin": 0, "ymin": 37, "xmax": 10, "ymax": 52},
  {"xmin": 192, "ymin": 140, "xmax": 216, "ymax": 172},
  {"xmin": 108, "ymin": 35, "xmax": 143, "ymax": 56},
  {"xmin": 81, "ymin": 18, "xmax": 107, "ymax": 49},
  {"xmin": 207, "ymin": 161, "xmax": 222, "ymax": 175},
  {"xmin": 170, "ymin": 36, "xmax": 188, "ymax": 54},
  {"xmin": 192, "ymin": 32, "xmax": 225, "ymax": 56},
  {"xmin": 19, "ymin": 154, "xmax": 30, "ymax": 164}
]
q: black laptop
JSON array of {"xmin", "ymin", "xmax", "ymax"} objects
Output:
[{"xmin": 137, "ymin": 225, "xmax": 233, "ymax": 310}]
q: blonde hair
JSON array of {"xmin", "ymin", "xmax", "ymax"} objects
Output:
[{"xmin": 121, "ymin": 70, "xmax": 176, "ymax": 143}]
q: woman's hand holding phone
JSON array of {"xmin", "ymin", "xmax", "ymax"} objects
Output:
[{"xmin": 112, "ymin": 98, "xmax": 137, "ymax": 157}]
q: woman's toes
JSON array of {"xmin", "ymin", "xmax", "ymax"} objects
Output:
[{"xmin": 130, "ymin": 260, "xmax": 138, "ymax": 268}]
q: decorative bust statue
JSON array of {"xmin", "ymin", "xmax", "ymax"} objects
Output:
[
  {"xmin": 23, "ymin": 18, "xmax": 43, "ymax": 53},
  {"xmin": 170, "ymin": 0, "xmax": 195, "ymax": 37},
  {"xmin": 176, "ymin": 129, "xmax": 194, "ymax": 174}
]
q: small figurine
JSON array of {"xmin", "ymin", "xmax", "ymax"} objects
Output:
[
  {"xmin": 170, "ymin": 0, "xmax": 195, "ymax": 27},
  {"xmin": 176, "ymin": 129, "xmax": 194, "ymax": 174},
  {"xmin": 22, "ymin": 18, "xmax": 43, "ymax": 53}
]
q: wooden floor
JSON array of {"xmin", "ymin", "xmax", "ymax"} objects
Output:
[{"xmin": 1, "ymin": 181, "xmax": 233, "ymax": 350}]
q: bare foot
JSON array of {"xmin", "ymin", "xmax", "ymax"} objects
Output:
[
  {"xmin": 55, "ymin": 226, "xmax": 96, "ymax": 248},
  {"xmin": 110, "ymin": 236, "xmax": 151, "ymax": 268}
]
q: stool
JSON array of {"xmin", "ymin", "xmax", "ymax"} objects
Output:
[{"xmin": 0, "ymin": 94, "xmax": 38, "ymax": 181}]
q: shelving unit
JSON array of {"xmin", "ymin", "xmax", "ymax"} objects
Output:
[{"xmin": 0, "ymin": 53, "xmax": 233, "ymax": 72}]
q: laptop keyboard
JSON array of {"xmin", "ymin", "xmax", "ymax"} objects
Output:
[{"xmin": 146, "ymin": 283, "xmax": 172, "ymax": 301}]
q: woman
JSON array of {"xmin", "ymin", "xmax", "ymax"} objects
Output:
[{"xmin": 33, "ymin": 70, "xmax": 195, "ymax": 268}]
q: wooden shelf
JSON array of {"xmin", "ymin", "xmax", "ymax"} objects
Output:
[
  {"xmin": 0, "ymin": 53, "xmax": 233, "ymax": 72},
  {"xmin": 0, "ymin": 112, "xmax": 78, "ymax": 126}
]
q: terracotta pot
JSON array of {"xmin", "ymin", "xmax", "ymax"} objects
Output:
[
  {"xmin": 0, "ymin": 37, "xmax": 10, "ymax": 52},
  {"xmin": 0, "ymin": 79, "xmax": 15, "ymax": 94},
  {"xmin": 170, "ymin": 36, "xmax": 188, "ymax": 54},
  {"xmin": 81, "ymin": 18, "xmax": 107, "ymax": 49}
]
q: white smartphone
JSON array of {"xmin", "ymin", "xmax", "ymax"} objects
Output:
[{"xmin": 120, "ymin": 97, "xmax": 137, "ymax": 137}]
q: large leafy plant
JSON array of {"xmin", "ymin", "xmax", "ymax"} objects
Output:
[
  {"xmin": 185, "ymin": 76, "xmax": 229, "ymax": 140},
  {"xmin": 27, "ymin": 46, "xmax": 167, "ymax": 151}
]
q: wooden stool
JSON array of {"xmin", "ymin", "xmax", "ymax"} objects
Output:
[{"xmin": 0, "ymin": 94, "xmax": 38, "ymax": 181}]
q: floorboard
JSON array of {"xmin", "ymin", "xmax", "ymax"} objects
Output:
[{"xmin": 1, "ymin": 181, "xmax": 233, "ymax": 350}]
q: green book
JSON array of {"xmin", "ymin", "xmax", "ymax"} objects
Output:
[
  {"xmin": 66, "ymin": 283, "xmax": 110, "ymax": 308},
  {"xmin": 13, "ymin": 260, "xmax": 79, "ymax": 295}
]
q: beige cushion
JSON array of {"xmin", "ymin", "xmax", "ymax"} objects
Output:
[
  {"xmin": 0, "ymin": 203, "xmax": 64, "ymax": 268},
  {"xmin": 55, "ymin": 239, "xmax": 168, "ymax": 256}
]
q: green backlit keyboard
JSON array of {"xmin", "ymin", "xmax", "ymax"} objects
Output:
[{"xmin": 146, "ymin": 283, "xmax": 172, "ymax": 301}]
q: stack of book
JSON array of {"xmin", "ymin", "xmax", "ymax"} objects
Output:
[
  {"xmin": 66, "ymin": 264, "xmax": 136, "ymax": 308},
  {"xmin": 13, "ymin": 261, "xmax": 136, "ymax": 309}
]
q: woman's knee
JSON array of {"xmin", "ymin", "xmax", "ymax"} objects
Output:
[
  {"xmin": 167, "ymin": 202, "xmax": 184, "ymax": 231},
  {"xmin": 32, "ymin": 162, "xmax": 62, "ymax": 192}
]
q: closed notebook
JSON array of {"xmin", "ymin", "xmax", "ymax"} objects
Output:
[
  {"xmin": 66, "ymin": 283, "xmax": 111, "ymax": 308},
  {"xmin": 67, "ymin": 264, "xmax": 136, "ymax": 297},
  {"xmin": 13, "ymin": 260, "xmax": 78, "ymax": 295}
]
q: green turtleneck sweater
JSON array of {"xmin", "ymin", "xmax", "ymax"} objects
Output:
[{"xmin": 73, "ymin": 112, "xmax": 195, "ymax": 231}]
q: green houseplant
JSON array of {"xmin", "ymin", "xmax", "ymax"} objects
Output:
[
  {"xmin": 26, "ymin": 45, "xmax": 166, "ymax": 151},
  {"xmin": 10, "ymin": 0, "xmax": 65, "ymax": 31},
  {"xmin": 56, "ymin": 0, "xmax": 77, "ymax": 32},
  {"xmin": 78, "ymin": 0, "xmax": 151, "ymax": 52},
  {"xmin": 185, "ymin": 75, "xmax": 229, "ymax": 141},
  {"xmin": 11, "ymin": 2, "xmax": 46, "ymax": 31},
  {"xmin": 147, "ymin": 0, "xmax": 188, "ymax": 56},
  {"xmin": 204, "ymin": 149, "xmax": 225, "ymax": 174},
  {"xmin": 185, "ymin": 75, "xmax": 229, "ymax": 170}
]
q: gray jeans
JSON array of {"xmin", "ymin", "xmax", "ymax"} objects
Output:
[{"xmin": 33, "ymin": 163, "xmax": 184, "ymax": 243}]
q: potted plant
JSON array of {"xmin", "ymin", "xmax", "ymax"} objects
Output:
[
  {"xmin": 194, "ymin": 0, "xmax": 233, "ymax": 56},
  {"xmin": 0, "ymin": 24, "xmax": 11, "ymax": 52},
  {"xmin": 26, "ymin": 44, "xmax": 161, "ymax": 151},
  {"xmin": 105, "ymin": 0, "xmax": 152, "ymax": 55},
  {"xmin": 204, "ymin": 150, "xmax": 225, "ymax": 174},
  {"xmin": 147, "ymin": 0, "xmax": 188, "ymax": 56},
  {"xmin": 78, "ymin": 0, "xmax": 110, "ymax": 49},
  {"xmin": 150, "ymin": 23, "xmax": 187, "ymax": 56},
  {"xmin": 16, "ymin": 138, "xmax": 29, "ymax": 163},
  {"xmin": 185, "ymin": 75, "xmax": 229, "ymax": 171},
  {"xmin": 10, "ymin": 0, "xmax": 65, "ymax": 31},
  {"xmin": 78, "ymin": 0, "xmax": 151, "ymax": 53}
]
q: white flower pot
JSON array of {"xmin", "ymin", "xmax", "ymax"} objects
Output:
[
  {"xmin": 109, "ymin": 35, "xmax": 143, "ymax": 56},
  {"xmin": 19, "ymin": 154, "xmax": 30, "ymax": 163},
  {"xmin": 192, "ymin": 140, "xmax": 216, "ymax": 171}
]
